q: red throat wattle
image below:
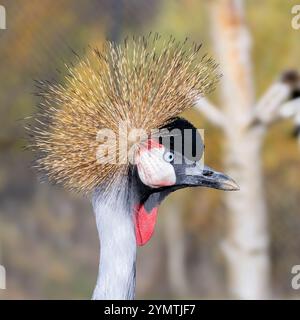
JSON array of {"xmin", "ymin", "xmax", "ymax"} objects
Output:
[
  {"xmin": 134, "ymin": 138, "xmax": 161, "ymax": 245},
  {"xmin": 134, "ymin": 204, "xmax": 158, "ymax": 246}
]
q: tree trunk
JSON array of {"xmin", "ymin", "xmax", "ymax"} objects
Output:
[{"xmin": 210, "ymin": 0, "xmax": 271, "ymax": 299}]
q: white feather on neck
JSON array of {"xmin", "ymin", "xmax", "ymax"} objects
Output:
[{"xmin": 92, "ymin": 178, "xmax": 137, "ymax": 300}]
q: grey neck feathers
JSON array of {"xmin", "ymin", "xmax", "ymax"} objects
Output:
[{"xmin": 91, "ymin": 178, "xmax": 137, "ymax": 300}]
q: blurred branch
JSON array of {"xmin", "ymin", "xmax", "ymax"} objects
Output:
[
  {"xmin": 251, "ymin": 82, "xmax": 290, "ymax": 126},
  {"xmin": 251, "ymin": 70, "xmax": 300, "ymax": 126},
  {"xmin": 279, "ymin": 97, "xmax": 300, "ymax": 119},
  {"xmin": 194, "ymin": 97, "xmax": 227, "ymax": 129},
  {"xmin": 280, "ymin": 98, "xmax": 300, "ymax": 147}
]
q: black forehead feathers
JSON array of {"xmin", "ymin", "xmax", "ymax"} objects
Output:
[{"xmin": 158, "ymin": 117, "xmax": 204, "ymax": 162}]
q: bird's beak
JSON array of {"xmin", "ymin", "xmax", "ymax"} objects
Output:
[{"xmin": 179, "ymin": 164, "xmax": 239, "ymax": 191}]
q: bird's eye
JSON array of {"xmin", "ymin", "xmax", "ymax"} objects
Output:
[{"xmin": 163, "ymin": 151, "xmax": 174, "ymax": 162}]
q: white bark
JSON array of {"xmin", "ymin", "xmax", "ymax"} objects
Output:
[
  {"xmin": 279, "ymin": 98, "xmax": 300, "ymax": 146},
  {"xmin": 253, "ymin": 82, "xmax": 291, "ymax": 125},
  {"xmin": 195, "ymin": 97, "xmax": 227, "ymax": 129},
  {"xmin": 279, "ymin": 97, "xmax": 300, "ymax": 119},
  {"xmin": 209, "ymin": 0, "xmax": 270, "ymax": 299},
  {"xmin": 221, "ymin": 126, "xmax": 270, "ymax": 299}
]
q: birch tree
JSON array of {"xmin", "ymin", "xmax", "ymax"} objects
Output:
[{"xmin": 196, "ymin": 0, "xmax": 300, "ymax": 299}]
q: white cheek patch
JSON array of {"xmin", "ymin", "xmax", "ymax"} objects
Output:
[{"xmin": 135, "ymin": 144, "xmax": 176, "ymax": 188}]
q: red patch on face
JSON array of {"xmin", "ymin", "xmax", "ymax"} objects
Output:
[
  {"xmin": 134, "ymin": 204, "xmax": 158, "ymax": 246},
  {"xmin": 147, "ymin": 139, "xmax": 162, "ymax": 150},
  {"xmin": 138, "ymin": 139, "xmax": 163, "ymax": 154}
]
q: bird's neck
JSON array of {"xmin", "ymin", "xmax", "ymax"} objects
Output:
[
  {"xmin": 91, "ymin": 171, "xmax": 171, "ymax": 300},
  {"xmin": 92, "ymin": 179, "xmax": 137, "ymax": 300}
]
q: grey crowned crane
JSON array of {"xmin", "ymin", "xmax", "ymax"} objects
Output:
[{"xmin": 29, "ymin": 35, "xmax": 239, "ymax": 299}]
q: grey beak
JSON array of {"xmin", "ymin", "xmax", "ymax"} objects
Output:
[{"xmin": 180, "ymin": 164, "xmax": 239, "ymax": 191}]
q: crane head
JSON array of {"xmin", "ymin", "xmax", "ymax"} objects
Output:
[{"xmin": 133, "ymin": 117, "xmax": 239, "ymax": 245}]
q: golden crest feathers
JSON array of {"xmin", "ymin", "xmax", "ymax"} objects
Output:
[{"xmin": 29, "ymin": 34, "xmax": 220, "ymax": 194}]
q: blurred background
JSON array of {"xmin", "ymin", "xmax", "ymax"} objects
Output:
[{"xmin": 0, "ymin": 0, "xmax": 300, "ymax": 299}]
